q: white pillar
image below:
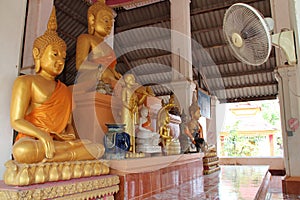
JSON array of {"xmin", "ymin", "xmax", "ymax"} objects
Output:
[
  {"xmin": 206, "ymin": 96, "xmax": 218, "ymax": 149},
  {"xmin": 169, "ymin": 0, "xmax": 194, "ymax": 116},
  {"xmin": 273, "ymin": 0, "xmax": 300, "ymax": 177},
  {"xmin": 170, "ymin": 0, "xmax": 192, "ymax": 81},
  {"xmin": 276, "ymin": 66, "xmax": 299, "ymax": 176},
  {"xmin": 0, "ymin": 0, "xmax": 27, "ymax": 175},
  {"xmin": 164, "ymin": 80, "xmax": 195, "ymax": 117},
  {"xmin": 288, "ymin": 0, "xmax": 300, "ymax": 122}
]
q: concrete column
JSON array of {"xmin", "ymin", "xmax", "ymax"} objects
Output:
[
  {"xmin": 206, "ymin": 96, "xmax": 218, "ymax": 149},
  {"xmin": 170, "ymin": 0, "xmax": 192, "ymax": 81},
  {"xmin": 276, "ymin": 66, "xmax": 298, "ymax": 176},
  {"xmin": 164, "ymin": 80, "xmax": 195, "ymax": 119},
  {"xmin": 288, "ymin": 0, "xmax": 300, "ymax": 125},
  {"xmin": 169, "ymin": 0, "xmax": 194, "ymax": 117},
  {"xmin": 276, "ymin": 65, "xmax": 300, "ymax": 194}
]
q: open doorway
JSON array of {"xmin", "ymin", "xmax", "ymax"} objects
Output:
[{"xmin": 219, "ymin": 99, "xmax": 283, "ymax": 157}]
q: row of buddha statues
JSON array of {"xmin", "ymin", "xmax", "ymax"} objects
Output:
[{"xmin": 4, "ymin": 0, "xmax": 207, "ymax": 186}]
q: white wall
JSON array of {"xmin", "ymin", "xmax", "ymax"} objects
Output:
[
  {"xmin": 0, "ymin": 0, "xmax": 27, "ymax": 175},
  {"xmin": 216, "ymin": 101, "xmax": 227, "ymax": 154}
]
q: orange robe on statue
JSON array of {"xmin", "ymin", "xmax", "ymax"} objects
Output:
[{"xmin": 15, "ymin": 81, "xmax": 72, "ymax": 141}]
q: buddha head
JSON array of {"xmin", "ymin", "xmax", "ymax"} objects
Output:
[
  {"xmin": 87, "ymin": 0, "xmax": 115, "ymax": 37},
  {"xmin": 189, "ymin": 102, "xmax": 201, "ymax": 121},
  {"xmin": 33, "ymin": 7, "xmax": 67, "ymax": 74},
  {"xmin": 124, "ymin": 73, "xmax": 136, "ymax": 87},
  {"xmin": 140, "ymin": 105, "xmax": 149, "ymax": 118},
  {"xmin": 188, "ymin": 90, "xmax": 201, "ymax": 120}
]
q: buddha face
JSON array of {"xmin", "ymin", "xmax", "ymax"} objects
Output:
[
  {"xmin": 125, "ymin": 74, "xmax": 135, "ymax": 87},
  {"xmin": 40, "ymin": 44, "xmax": 66, "ymax": 76},
  {"xmin": 94, "ymin": 10, "xmax": 113, "ymax": 38},
  {"xmin": 192, "ymin": 108, "xmax": 201, "ymax": 120},
  {"xmin": 140, "ymin": 107, "xmax": 149, "ymax": 118}
]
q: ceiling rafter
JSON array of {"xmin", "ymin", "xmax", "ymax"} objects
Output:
[
  {"xmin": 53, "ymin": 0, "xmax": 277, "ymax": 102},
  {"xmin": 55, "ymin": 1, "xmax": 87, "ymax": 27},
  {"xmin": 115, "ymin": 0, "xmax": 266, "ymax": 34},
  {"xmin": 115, "ymin": 15, "xmax": 170, "ymax": 33},
  {"xmin": 206, "ymin": 68, "xmax": 275, "ymax": 79},
  {"xmin": 190, "ymin": 0, "xmax": 266, "ymax": 15},
  {"xmin": 219, "ymin": 95, "xmax": 277, "ymax": 104},
  {"xmin": 211, "ymin": 81, "xmax": 277, "ymax": 91}
]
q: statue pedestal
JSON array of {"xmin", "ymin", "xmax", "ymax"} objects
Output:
[
  {"xmin": 72, "ymin": 91, "xmax": 121, "ymax": 143},
  {"xmin": 0, "ymin": 175, "xmax": 120, "ymax": 200},
  {"xmin": 109, "ymin": 153, "xmax": 204, "ymax": 199}
]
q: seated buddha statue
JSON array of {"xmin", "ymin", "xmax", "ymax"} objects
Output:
[
  {"xmin": 138, "ymin": 106, "xmax": 155, "ymax": 133},
  {"xmin": 157, "ymin": 103, "xmax": 181, "ymax": 155},
  {"xmin": 75, "ymin": 0, "xmax": 121, "ymax": 92},
  {"xmin": 136, "ymin": 106, "xmax": 161, "ymax": 153},
  {"xmin": 10, "ymin": 7, "xmax": 104, "ymax": 164}
]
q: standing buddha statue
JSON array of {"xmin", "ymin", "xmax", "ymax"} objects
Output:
[
  {"xmin": 121, "ymin": 74, "xmax": 149, "ymax": 154},
  {"xmin": 183, "ymin": 90, "xmax": 205, "ymax": 152}
]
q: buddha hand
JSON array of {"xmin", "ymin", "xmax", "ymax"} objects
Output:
[
  {"xmin": 52, "ymin": 131, "xmax": 76, "ymax": 141},
  {"xmin": 39, "ymin": 131, "xmax": 55, "ymax": 159},
  {"xmin": 51, "ymin": 124, "xmax": 77, "ymax": 141}
]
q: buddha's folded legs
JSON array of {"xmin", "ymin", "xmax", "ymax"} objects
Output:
[{"xmin": 13, "ymin": 137, "xmax": 105, "ymax": 164}]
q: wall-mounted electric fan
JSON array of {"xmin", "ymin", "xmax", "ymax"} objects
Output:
[{"xmin": 223, "ymin": 3, "xmax": 297, "ymax": 66}]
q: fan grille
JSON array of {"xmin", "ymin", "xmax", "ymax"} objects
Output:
[{"xmin": 223, "ymin": 3, "xmax": 271, "ymax": 66}]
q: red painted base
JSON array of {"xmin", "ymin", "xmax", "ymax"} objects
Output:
[{"xmin": 109, "ymin": 153, "xmax": 204, "ymax": 200}]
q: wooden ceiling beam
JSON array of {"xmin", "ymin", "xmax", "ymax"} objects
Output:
[
  {"xmin": 124, "ymin": 43, "xmax": 227, "ymax": 63},
  {"xmin": 218, "ymin": 94, "xmax": 277, "ymax": 104},
  {"xmin": 190, "ymin": 0, "xmax": 266, "ymax": 15},
  {"xmin": 58, "ymin": 30, "xmax": 77, "ymax": 41},
  {"xmin": 115, "ymin": 15, "xmax": 170, "ymax": 33},
  {"xmin": 192, "ymin": 26, "xmax": 222, "ymax": 35},
  {"xmin": 129, "ymin": 52, "xmax": 171, "ymax": 64},
  {"xmin": 211, "ymin": 81, "xmax": 277, "ymax": 91},
  {"xmin": 120, "ymin": 55, "xmax": 133, "ymax": 70},
  {"xmin": 134, "ymin": 68, "xmax": 171, "ymax": 76},
  {"xmin": 206, "ymin": 68, "xmax": 275, "ymax": 79},
  {"xmin": 55, "ymin": 1, "xmax": 87, "ymax": 27}
]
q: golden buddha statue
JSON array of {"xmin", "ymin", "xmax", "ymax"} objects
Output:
[
  {"xmin": 157, "ymin": 105, "xmax": 173, "ymax": 147},
  {"xmin": 121, "ymin": 74, "xmax": 150, "ymax": 153},
  {"xmin": 157, "ymin": 103, "xmax": 181, "ymax": 155},
  {"xmin": 76, "ymin": 0, "xmax": 121, "ymax": 90},
  {"xmin": 10, "ymin": 7, "xmax": 104, "ymax": 164}
]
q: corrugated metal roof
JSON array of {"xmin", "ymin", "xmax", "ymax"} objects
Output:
[{"xmin": 48, "ymin": 0, "xmax": 278, "ymax": 103}]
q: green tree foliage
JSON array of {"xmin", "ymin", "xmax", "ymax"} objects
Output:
[
  {"xmin": 222, "ymin": 120, "xmax": 264, "ymax": 156},
  {"xmin": 221, "ymin": 100, "xmax": 283, "ymax": 157},
  {"xmin": 261, "ymin": 101, "xmax": 280, "ymax": 127}
]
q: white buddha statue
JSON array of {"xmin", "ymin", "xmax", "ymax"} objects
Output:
[{"xmin": 136, "ymin": 106, "xmax": 161, "ymax": 154}]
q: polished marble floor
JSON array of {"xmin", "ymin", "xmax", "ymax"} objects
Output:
[{"xmin": 142, "ymin": 165, "xmax": 300, "ymax": 200}]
